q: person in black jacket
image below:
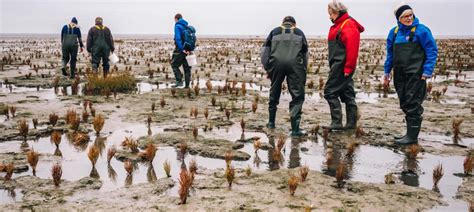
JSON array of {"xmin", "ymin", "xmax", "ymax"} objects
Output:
[
  {"xmin": 86, "ymin": 17, "xmax": 114, "ymax": 78},
  {"xmin": 61, "ymin": 17, "xmax": 84, "ymax": 79},
  {"xmin": 261, "ymin": 16, "xmax": 308, "ymax": 137}
]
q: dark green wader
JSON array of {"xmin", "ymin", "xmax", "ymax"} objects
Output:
[
  {"xmin": 62, "ymin": 26, "xmax": 79, "ymax": 78},
  {"xmin": 324, "ymin": 29, "xmax": 358, "ymax": 131},
  {"xmin": 91, "ymin": 28, "xmax": 110, "ymax": 78},
  {"xmin": 393, "ymin": 29, "xmax": 426, "ymax": 145},
  {"xmin": 267, "ymin": 27, "xmax": 307, "ymax": 136},
  {"xmin": 171, "ymin": 50, "xmax": 191, "ymax": 88}
]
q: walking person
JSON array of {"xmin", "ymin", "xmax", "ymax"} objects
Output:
[
  {"xmin": 261, "ymin": 16, "xmax": 308, "ymax": 137},
  {"xmin": 171, "ymin": 13, "xmax": 196, "ymax": 88},
  {"xmin": 324, "ymin": 0, "xmax": 364, "ymax": 131},
  {"xmin": 384, "ymin": 4, "xmax": 438, "ymax": 145},
  {"xmin": 86, "ymin": 17, "xmax": 115, "ymax": 78},
  {"xmin": 61, "ymin": 17, "xmax": 84, "ymax": 79}
]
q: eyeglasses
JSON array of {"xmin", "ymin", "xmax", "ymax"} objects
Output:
[{"xmin": 400, "ymin": 13, "xmax": 413, "ymax": 19}]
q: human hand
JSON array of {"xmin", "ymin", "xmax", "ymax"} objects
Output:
[
  {"xmin": 183, "ymin": 50, "xmax": 190, "ymax": 55},
  {"xmin": 344, "ymin": 73, "xmax": 350, "ymax": 77},
  {"xmin": 80, "ymin": 47, "xmax": 83, "ymax": 53}
]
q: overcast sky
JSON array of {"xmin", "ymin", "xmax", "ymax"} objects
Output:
[{"xmin": 0, "ymin": 0, "xmax": 473, "ymax": 37}]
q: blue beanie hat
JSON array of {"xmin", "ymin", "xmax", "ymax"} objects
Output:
[{"xmin": 71, "ymin": 17, "xmax": 78, "ymax": 24}]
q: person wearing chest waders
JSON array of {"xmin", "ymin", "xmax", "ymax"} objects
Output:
[
  {"xmin": 86, "ymin": 17, "xmax": 115, "ymax": 78},
  {"xmin": 61, "ymin": 17, "xmax": 84, "ymax": 79},
  {"xmin": 324, "ymin": 0, "xmax": 364, "ymax": 131},
  {"xmin": 261, "ymin": 16, "xmax": 309, "ymax": 137},
  {"xmin": 384, "ymin": 5, "xmax": 438, "ymax": 145}
]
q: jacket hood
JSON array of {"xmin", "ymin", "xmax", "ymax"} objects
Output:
[
  {"xmin": 334, "ymin": 13, "xmax": 365, "ymax": 33},
  {"xmin": 176, "ymin": 18, "xmax": 188, "ymax": 27},
  {"xmin": 397, "ymin": 16, "xmax": 420, "ymax": 30}
]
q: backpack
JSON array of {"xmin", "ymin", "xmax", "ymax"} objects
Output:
[{"xmin": 182, "ymin": 25, "xmax": 197, "ymax": 51}]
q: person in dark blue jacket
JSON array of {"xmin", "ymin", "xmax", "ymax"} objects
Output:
[
  {"xmin": 383, "ymin": 5, "xmax": 438, "ymax": 145},
  {"xmin": 61, "ymin": 17, "xmax": 84, "ymax": 79},
  {"xmin": 171, "ymin": 13, "xmax": 191, "ymax": 88}
]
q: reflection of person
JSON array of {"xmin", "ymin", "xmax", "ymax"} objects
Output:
[
  {"xmin": 86, "ymin": 17, "xmax": 115, "ymax": 78},
  {"xmin": 267, "ymin": 136, "xmax": 280, "ymax": 171},
  {"xmin": 288, "ymin": 139, "xmax": 301, "ymax": 168},
  {"xmin": 400, "ymin": 158, "xmax": 420, "ymax": 187},
  {"xmin": 324, "ymin": 0, "xmax": 364, "ymax": 131},
  {"xmin": 61, "ymin": 17, "xmax": 84, "ymax": 79},
  {"xmin": 261, "ymin": 16, "xmax": 308, "ymax": 137},
  {"xmin": 384, "ymin": 5, "xmax": 438, "ymax": 145}
]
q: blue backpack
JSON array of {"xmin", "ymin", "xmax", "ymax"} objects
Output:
[{"xmin": 183, "ymin": 25, "xmax": 197, "ymax": 51}]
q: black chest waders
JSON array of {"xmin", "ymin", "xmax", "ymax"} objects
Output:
[
  {"xmin": 91, "ymin": 26, "xmax": 111, "ymax": 77},
  {"xmin": 170, "ymin": 27, "xmax": 192, "ymax": 88},
  {"xmin": 324, "ymin": 19, "xmax": 358, "ymax": 131},
  {"xmin": 267, "ymin": 26, "xmax": 307, "ymax": 137},
  {"xmin": 392, "ymin": 26, "xmax": 427, "ymax": 145},
  {"xmin": 61, "ymin": 25, "xmax": 79, "ymax": 77}
]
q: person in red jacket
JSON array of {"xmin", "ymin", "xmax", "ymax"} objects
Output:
[{"xmin": 324, "ymin": 0, "xmax": 364, "ymax": 131}]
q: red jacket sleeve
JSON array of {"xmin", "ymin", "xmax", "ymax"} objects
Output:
[{"xmin": 340, "ymin": 21, "xmax": 361, "ymax": 75}]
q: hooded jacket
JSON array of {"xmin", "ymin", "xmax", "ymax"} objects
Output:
[
  {"xmin": 384, "ymin": 16, "xmax": 438, "ymax": 78},
  {"xmin": 174, "ymin": 18, "xmax": 188, "ymax": 51},
  {"xmin": 328, "ymin": 13, "xmax": 365, "ymax": 75}
]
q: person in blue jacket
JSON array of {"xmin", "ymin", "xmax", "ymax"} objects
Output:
[
  {"xmin": 171, "ymin": 13, "xmax": 191, "ymax": 88},
  {"xmin": 384, "ymin": 5, "xmax": 438, "ymax": 145},
  {"xmin": 61, "ymin": 17, "xmax": 84, "ymax": 79}
]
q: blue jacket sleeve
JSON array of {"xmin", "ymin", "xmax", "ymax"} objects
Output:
[
  {"xmin": 417, "ymin": 25, "xmax": 438, "ymax": 77},
  {"xmin": 383, "ymin": 27, "xmax": 395, "ymax": 76},
  {"xmin": 174, "ymin": 25, "xmax": 184, "ymax": 51},
  {"xmin": 76, "ymin": 28, "xmax": 84, "ymax": 48},
  {"xmin": 61, "ymin": 25, "xmax": 67, "ymax": 43}
]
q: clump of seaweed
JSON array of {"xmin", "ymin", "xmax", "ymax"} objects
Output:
[
  {"xmin": 179, "ymin": 168, "xmax": 193, "ymax": 204},
  {"xmin": 93, "ymin": 114, "xmax": 105, "ymax": 135},
  {"xmin": 27, "ymin": 148, "xmax": 40, "ymax": 176},
  {"xmin": 107, "ymin": 146, "xmax": 117, "ymax": 164},
  {"xmin": 433, "ymin": 163, "xmax": 444, "ymax": 188},
  {"xmin": 288, "ymin": 173, "xmax": 299, "ymax": 196},
  {"xmin": 51, "ymin": 162, "xmax": 62, "ymax": 186}
]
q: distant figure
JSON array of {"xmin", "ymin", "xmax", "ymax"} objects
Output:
[
  {"xmin": 86, "ymin": 17, "xmax": 114, "ymax": 78},
  {"xmin": 324, "ymin": 0, "xmax": 364, "ymax": 131},
  {"xmin": 61, "ymin": 17, "xmax": 84, "ymax": 79},
  {"xmin": 261, "ymin": 16, "xmax": 308, "ymax": 137},
  {"xmin": 171, "ymin": 13, "xmax": 196, "ymax": 88},
  {"xmin": 384, "ymin": 4, "xmax": 438, "ymax": 145}
]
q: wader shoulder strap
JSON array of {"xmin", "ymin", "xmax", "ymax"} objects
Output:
[
  {"xmin": 393, "ymin": 26, "xmax": 417, "ymax": 42},
  {"xmin": 336, "ymin": 18, "xmax": 351, "ymax": 40},
  {"xmin": 95, "ymin": 25, "xmax": 106, "ymax": 30}
]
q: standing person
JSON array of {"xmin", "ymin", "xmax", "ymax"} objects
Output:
[
  {"xmin": 61, "ymin": 17, "xmax": 84, "ymax": 79},
  {"xmin": 171, "ymin": 13, "xmax": 196, "ymax": 88},
  {"xmin": 261, "ymin": 16, "xmax": 308, "ymax": 137},
  {"xmin": 324, "ymin": 0, "xmax": 364, "ymax": 131},
  {"xmin": 86, "ymin": 17, "xmax": 114, "ymax": 78},
  {"xmin": 384, "ymin": 5, "xmax": 438, "ymax": 145}
]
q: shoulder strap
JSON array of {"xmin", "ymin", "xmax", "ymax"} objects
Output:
[
  {"xmin": 336, "ymin": 18, "xmax": 351, "ymax": 40},
  {"xmin": 95, "ymin": 25, "xmax": 106, "ymax": 30},
  {"xmin": 280, "ymin": 26, "xmax": 295, "ymax": 34},
  {"xmin": 409, "ymin": 26, "xmax": 416, "ymax": 42}
]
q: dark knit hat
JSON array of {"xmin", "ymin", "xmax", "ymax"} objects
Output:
[
  {"xmin": 395, "ymin": 5, "xmax": 412, "ymax": 20},
  {"xmin": 95, "ymin": 17, "xmax": 103, "ymax": 25},
  {"xmin": 71, "ymin": 17, "xmax": 78, "ymax": 24},
  {"xmin": 282, "ymin": 16, "xmax": 296, "ymax": 24}
]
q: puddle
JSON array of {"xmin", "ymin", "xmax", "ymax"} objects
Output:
[
  {"xmin": 0, "ymin": 189, "xmax": 23, "ymax": 204},
  {"xmin": 137, "ymin": 80, "xmax": 269, "ymax": 94},
  {"xmin": 421, "ymin": 132, "xmax": 474, "ymax": 148},
  {"xmin": 0, "ymin": 84, "xmax": 83, "ymax": 100}
]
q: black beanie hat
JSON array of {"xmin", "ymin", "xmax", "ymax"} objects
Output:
[
  {"xmin": 395, "ymin": 5, "xmax": 412, "ymax": 20},
  {"xmin": 71, "ymin": 17, "xmax": 78, "ymax": 24}
]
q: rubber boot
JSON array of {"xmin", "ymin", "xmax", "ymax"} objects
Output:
[
  {"xmin": 184, "ymin": 79, "xmax": 190, "ymax": 89},
  {"xmin": 326, "ymin": 98, "xmax": 343, "ymax": 130},
  {"xmin": 103, "ymin": 70, "xmax": 109, "ymax": 79},
  {"xmin": 70, "ymin": 68, "xmax": 76, "ymax": 79},
  {"xmin": 267, "ymin": 110, "xmax": 276, "ymax": 129},
  {"xmin": 171, "ymin": 80, "xmax": 183, "ymax": 88},
  {"xmin": 395, "ymin": 117, "xmax": 422, "ymax": 145},
  {"xmin": 344, "ymin": 105, "xmax": 357, "ymax": 130},
  {"xmin": 394, "ymin": 117, "xmax": 408, "ymax": 141},
  {"xmin": 290, "ymin": 117, "xmax": 307, "ymax": 137},
  {"xmin": 61, "ymin": 67, "xmax": 68, "ymax": 76}
]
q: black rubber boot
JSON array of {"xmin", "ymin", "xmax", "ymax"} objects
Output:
[
  {"xmin": 395, "ymin": 117, "xmax": 422, "ymax": 145},
  {"xmin": 171, "ymin": 81, "xmax": 183, "ymax": 88},
  {"xmin": 184, "ymin": 79, "xmax": 190, "ymax": 89},
  {"xmin": 61, "ymin": 67, "xmax": 68, "ymax": 76},
  {"xmin": 344, "ymin": 105, "xmax": 357, "ymax": 130},
  {"xmin": 267, "ymin": 110, "xmax": 276, "ymax": 129},
  {"xmin": 70, "ymin": 68, "xmax": 76, "ymax": 79},
  {"xmin": 326, "ymin": 98, "xmax": 343, "ymax": 130},
  {"xmin": 394, "ymin": 117, "xmax": 408, "ymax": 141},
  {"xmin": 290, "ymin": 117, "xmax": 307, "ymax": 137}
]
